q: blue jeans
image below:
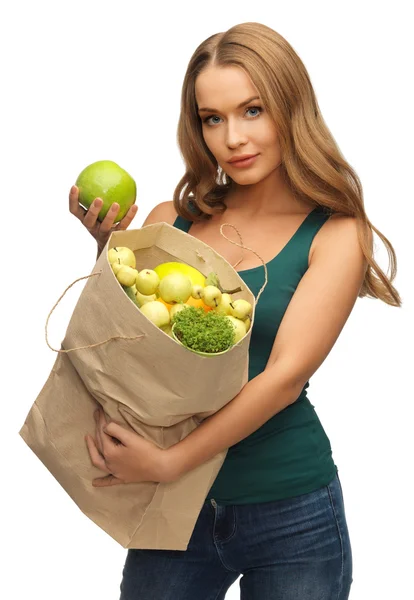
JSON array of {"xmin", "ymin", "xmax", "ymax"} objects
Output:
[{"xmin": 120, "ymin": 472, "xmax": 353, "ymax": 599}]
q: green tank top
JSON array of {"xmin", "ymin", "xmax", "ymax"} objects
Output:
[{"xmin": 173, "ymin": 205, "xmax": 338, "ymax": 504}]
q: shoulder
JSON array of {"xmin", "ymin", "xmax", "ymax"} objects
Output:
[
  {"xmin": 141, "ymin": 201, "xmax": 178, "ymax": 227},
  {"xmin": 310, "ymin": 213, "xmax": 364, "ymax": 265}
]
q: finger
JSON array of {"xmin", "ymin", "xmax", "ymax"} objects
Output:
[
  {"xmin": 97, "ymin": 408, "xmax": 116, "ymax": 457},
  {"xmin": 104, "ymin": 421, "xmax": 130, "ymax": 446},
  {"xmin": 69, "ymin": 185, "xmax": 87, "ymax": 221},
  {"xmin": 115, "ymin": 204, "xmax": 138, "ymax": 231},
  {"xmin": 93, "ymin": 410, "xmax": 103, "ymax": 454},
  {"xmin": 85, "ymin": 434, "xmax": 111, "ymax": 473},
  {"xmin": 92, "ymin": 474, "xmax": 123, "ymax": 487},
  {"xmin": 94, "ymin": 407, "xmax": 108, "ymax": 455},
  {"xmin": 83, "ymin": 198, "xmax": 104, "ymax": 230},
  {"xmin": 98, "ymin": 202, "xmax": 120, "ymax": 236}
]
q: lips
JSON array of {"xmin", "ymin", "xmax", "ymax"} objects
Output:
[{"xmin": 228, "ymin": 154, "xmax": 258, "ymax": 164}]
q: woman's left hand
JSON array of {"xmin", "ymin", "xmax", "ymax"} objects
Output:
[{"xmin": 85, "ymin": 406, "xmax": 174, "ymax": 487}]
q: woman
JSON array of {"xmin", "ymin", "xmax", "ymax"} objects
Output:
[{"xmin": 70, "ymin": 22, "xmax": 401, "ymax": 600}]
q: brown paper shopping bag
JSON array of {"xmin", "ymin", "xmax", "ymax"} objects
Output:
[{"xmin": 19, "ymin": 222, "xmax": 267, "ymax": 550}]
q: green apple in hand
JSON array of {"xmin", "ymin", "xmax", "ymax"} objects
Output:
[{"xmin": 76, "ymin": 160, "xmax": 136, "ymax": 223}]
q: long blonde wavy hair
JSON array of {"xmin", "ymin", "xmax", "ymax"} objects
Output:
[{"xmin": 172, "ymin": 22, "xmax": 401, "ymax": 307}]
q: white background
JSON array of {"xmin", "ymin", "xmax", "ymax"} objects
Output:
[{"xmin": 3, "ymin": 1, "xmax": 413, "ymax": 598}]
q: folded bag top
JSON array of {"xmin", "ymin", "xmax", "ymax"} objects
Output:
[{"xmin": 62, "ymin": 222, "xmax": 258, "ymax": 426}]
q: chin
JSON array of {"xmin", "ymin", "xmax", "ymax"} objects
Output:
[{"xmin": 231, "ymin": 173, "xmax": 263, "ymax": 185}]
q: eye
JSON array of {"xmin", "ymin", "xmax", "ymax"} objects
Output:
[
  {"xmin": 202, "ymin": 106, "xmax": 263, "ymax": 126},
  {"xmin": 246, "ymin": 107, "xmax": 262, "ymax": 118}
]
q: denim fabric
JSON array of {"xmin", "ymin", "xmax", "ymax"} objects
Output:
[{"xmin": 120, "ymin": 472, "xmax": 353, "ymax": 599}]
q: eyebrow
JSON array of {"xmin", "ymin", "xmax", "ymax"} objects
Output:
[{"xmin": 198, "ymin": 95, "xmax": 260, "ymax": 113}]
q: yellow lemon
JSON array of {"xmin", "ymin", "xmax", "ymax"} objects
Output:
[{"xmin": 154, "ymin": 262, "xmax": 205, "ymax": 287}]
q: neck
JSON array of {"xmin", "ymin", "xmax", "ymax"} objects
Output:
[{"xmin": 224, "ymin": 168, "xmax": 313, "ymax": 217}]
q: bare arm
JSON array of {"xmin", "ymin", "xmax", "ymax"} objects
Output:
[{"xmin": 165, "ymin": 216, "xmax": 368, "ymax": 482}]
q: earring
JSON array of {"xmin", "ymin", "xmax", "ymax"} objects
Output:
[{"xmin": 217, "ymin": 165, "xmax": 228, "ymax": 185}]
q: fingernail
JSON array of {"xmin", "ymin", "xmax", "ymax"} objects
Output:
[
  {"xmin": 111, "ymin": 204, "xmax": 119, "ymax": 211},
  {"xmin": 93, "ymin": 199, "xmax": 102, "ymax": 207}
]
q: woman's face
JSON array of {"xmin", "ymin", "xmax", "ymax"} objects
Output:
[{"xmin": 195, "ymin": 65, "xmax": 282, "ymax": 185}]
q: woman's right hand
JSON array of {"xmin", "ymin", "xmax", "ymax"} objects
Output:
[{"xmin": 69, "ymin": 185, "xmax": 138, "ymax": 255}]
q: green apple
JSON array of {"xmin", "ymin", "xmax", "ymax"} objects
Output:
[
  {"xmin": 225, "ymin": 315, "xmax": 247, "ymax": 343},
  {"xmin": 230, "ymin": 298, "xmax": 252, "ymax": 320},
  {"xmin": 203, "ymin": 285, "xmax": 222, "ymax": 308},
  {"xmin": 140, "ymin": 301, "xmax": 170, "ymax": 329},
  {"xmin": 116, "ymin": 265, "xmax": 138, "ymax": 287},
  {"xmin": 76, "ymin": 160, "xmax": 136, "ymax": 223},
  {"xmin": 108, "ymin": 246, "xmax": 136, "ymax": 268},
  {"xmin": 158, "ymin": 273, "xmax": 192, "ymax": 304}
]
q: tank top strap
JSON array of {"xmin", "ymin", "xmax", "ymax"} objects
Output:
[
  {"xmin": 172, "ymin": 214, "xmax": 192, "ymax": 233},
  {"xmin": 297, "ymin": 206, "xmax": 332, "ymax": 241},
  {"xmin": 172, "ymin": 199, "xmax": 198, "ymax": 232},
  {"xmin": 284, "ymin": 206, "xmax": 332, "ymax": 273}
]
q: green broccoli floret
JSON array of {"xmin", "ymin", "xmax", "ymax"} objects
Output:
[{"xmin": 171, "ymin": 306, "xmax": 235, "ymax": 353}]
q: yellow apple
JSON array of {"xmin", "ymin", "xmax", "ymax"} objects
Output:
[
  {"xmin": 203, "ymin": 285, "xmax": 222, "ymax": 308},
  {"xmin": 140, "ymin": 301, "xmax": 170, "ymax": 329},
  {"xmin": 230, "ymin": 298, "xmax": 252, "ymax": 320},
  {"xmin": 116, "ymin": 265, "xmax": 138, "ymax": 287},
  {"xmin": 158, "ymin": 273, "xmax": 192, "ymax": 304},
  {"xmin": 135, "ymin": 291, "xmax": 157, "ymax": 307},
  {"xmin": 225, "ymin": 315, "xmax": 247, "ymax": 344},
  {"xmin": 136, "ymin": 269, "xmax": 160, "ymax": 295},
  {"xmin": 108, "ymin": 246, "xmax": 136, "ymax": 268}
]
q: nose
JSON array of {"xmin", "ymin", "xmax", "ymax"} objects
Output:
[{"xmin": 225, "ymin": 117, "xmax": 248, "ymax": 148}]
